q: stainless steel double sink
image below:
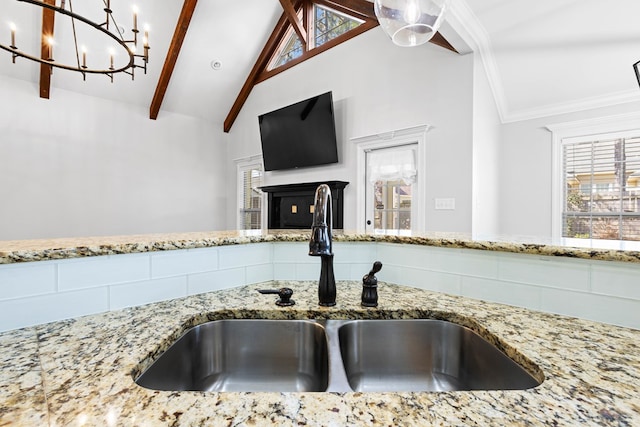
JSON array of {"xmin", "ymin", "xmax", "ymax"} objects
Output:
[{"xmin": 135, "ymin": 319, "xmax": 542, "ymax": 393}]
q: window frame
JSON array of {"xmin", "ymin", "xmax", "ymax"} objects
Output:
[
  {"xmin": 267, "ymin": 3, "xmax": 365, "ymax": 72},
  {"xmin": 548, "ymin": 112, "xmax": 640, "ymax": 240},
  {"xmin": 235, "ymin": 156, "xmax": 265, "ymax": 231},
  {"xmin": 256, "ymin": 2, "xmax": 378, "ymax": 83}
]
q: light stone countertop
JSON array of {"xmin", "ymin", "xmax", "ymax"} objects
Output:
[
  {"xmin": 2, "ymin": 230, "xmax": 640, "ymax": 264},
  {"xmin": 1, "ymin": 281, "xmax": 639, "ymax": 426}
]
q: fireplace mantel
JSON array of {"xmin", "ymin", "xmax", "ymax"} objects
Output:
[{"xmin": 260, "ymin": 181, "xmax": 349, "ymax": 229}]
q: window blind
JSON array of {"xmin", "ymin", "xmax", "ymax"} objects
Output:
[
  {"xmin": 239, "ymin": 167, "xmax": 263, "ymax": 230},
  {"xmin": 367, "ymin": 149, "xmax": 417, "ymax": 184},
  {"xmin": 562, "ymin": 136, "xmax": 640, "ymax": 240}
]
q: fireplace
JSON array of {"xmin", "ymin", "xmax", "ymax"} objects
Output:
[{"xmin": 260, "ymin": 181, "xmax": 348, "ymax": 229}]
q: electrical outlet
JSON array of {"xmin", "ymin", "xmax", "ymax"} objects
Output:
[{"xmin": 435, "ymin": 198, "xmax": 455, "ymax": 210}]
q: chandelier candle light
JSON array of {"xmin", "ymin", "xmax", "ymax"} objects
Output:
[
  {"xmin": 374, "ymin": 0, "xmax": 450, "ymax": 47},
  {"xmin": 0, "ymin": 0, "xmax": 150, "ymax": 82}
]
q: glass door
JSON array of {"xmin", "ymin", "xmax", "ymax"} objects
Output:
[{"xmin": 365, "ymin": 145, "xmax": 418, "ymax": 235}]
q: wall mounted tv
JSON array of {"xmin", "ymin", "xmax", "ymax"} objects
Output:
[{"xmin": 258, "ymin": 91, "xmax": 339, "ymax": 172}]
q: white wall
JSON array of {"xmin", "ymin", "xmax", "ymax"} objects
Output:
[
  {"xmin": 498, "ymin": 101, "xmax": 640, "ymax": 237},
  {"xmin": 0, "ymin": 75, "xmax": 228, "ymax": 240},
  {"xmin": 226, "ymin": 29, "xmax": 475, "ymax": 233},
  {"xmin": 471, "ymin": 53, "xmax": 502, "ymax": 235}
]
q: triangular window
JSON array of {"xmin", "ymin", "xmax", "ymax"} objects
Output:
[
  {"xmin": 268, "ymin": 2, "xmax": 365, "ymax": 71},
  {"xmin": 314, "ymin": 4, "xmax": 363, "ymax": 48},
  {"xmin": 271, "ymin": 34, "xmax": 304, "ymax": 69}
]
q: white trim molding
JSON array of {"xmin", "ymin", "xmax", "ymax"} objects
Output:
[
  {"xmin": 446, "ymin": 0, "xmax": 509, "ymax": 122},
  {"xmin": 505, "ymin": 91, "xmax": 640, "ymax": 124}
]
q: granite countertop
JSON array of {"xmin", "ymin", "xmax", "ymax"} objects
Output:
[
  {"xmin": 1, "ymin": 281, "xmax": 638, "ymax": 426},
  {"xmin": 2, "ymin": 230, "xmax": 640, "ymax": 264}
]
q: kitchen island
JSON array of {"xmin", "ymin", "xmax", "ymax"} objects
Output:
[{"xmin": 1, "ymin": 280, "xmax": 639, "ymax": 426}]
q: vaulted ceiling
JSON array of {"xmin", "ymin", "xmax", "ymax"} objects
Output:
[{"xmin": 1, "ymin": 0, "xmax": 639, "ymax": 130}]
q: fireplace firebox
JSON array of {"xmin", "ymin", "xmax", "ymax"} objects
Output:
[{"xmin": 260, "ymin": 181, "xmax": 348, "ymax": 230}]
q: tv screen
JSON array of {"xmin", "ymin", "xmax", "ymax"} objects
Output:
[{"xmin": 258, "ymin": 91, "xmax": 338, "ymax": 172}]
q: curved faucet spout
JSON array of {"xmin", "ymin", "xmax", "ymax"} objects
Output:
[
  {"xmin": 309, "ymin": 184, "xmax": 333, "ymax": 256},
  {"xmin": 309, "ymin": 184, "xmax": 336, "ymax": 306}
]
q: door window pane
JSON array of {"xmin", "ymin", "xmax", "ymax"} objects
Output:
[{"xmin": 373, "ymin": 180, "xmax": 412, "ymax": 233}]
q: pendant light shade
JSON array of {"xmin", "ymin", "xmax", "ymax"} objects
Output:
[{"xmin": 374, "ymin": 0, "xmax": 450, "ymax": 47}]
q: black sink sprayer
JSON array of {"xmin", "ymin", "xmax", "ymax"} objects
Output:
[{"xmin": 361, "ymin": 261, "xmax": 382, "ymax": 307}]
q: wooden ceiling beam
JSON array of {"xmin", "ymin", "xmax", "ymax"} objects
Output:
[
  {"xmin": 278, "ymin": 0, "xmax": 307, "ymax": 47},
  {"xmin": 224, "ymin": 2, "xmax": 301, "ymax": 133},
  {"xmin": 313, "ymin": 0, "xmax": 376, "ymax": 21},
  {"xmin": 429, "ymin": 31, "xmax": 458, "ymax": 53},
  {"xmin": 149, "ymin": 0, "xmax": 198, "ymax": 120},
  {"xmin": 304, "ymin": 1, "xmax": 315, "ymax": 50},
  {"xmin": 39, "ymin": 0, "xmax": 56, "ymax": 99}
]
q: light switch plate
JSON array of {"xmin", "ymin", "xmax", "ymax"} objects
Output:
[{"xmin": 435, "ymin": 198, "xmax": 455, "ymax": 210}]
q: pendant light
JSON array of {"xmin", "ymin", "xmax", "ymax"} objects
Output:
[{"xmin": 374, "ymin": 0, "xmax": 450, "ymax": 47}]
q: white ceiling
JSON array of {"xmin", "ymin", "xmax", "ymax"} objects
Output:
[
  {"xmin": 1, "ymin": 0, "xmax": 639, "ymax": 127},
  {"xmin": 460, "ymin": 0, "xmax": 640, "ymax": 121}
]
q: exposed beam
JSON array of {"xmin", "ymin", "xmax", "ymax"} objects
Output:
[
  {"xmin": 429, "ymin": 31, "xmax": 458, "ymax": 53},
  {"xmin": 314, "ymin": 0, "xmax": 376, "ymax": 20},
  {"xmin": 224, "ymin": 2, "xmax": 301, "ymax": 133},
  {"xmin": 149, "ymin": 0, "xmax": 198, "ymax": 120},
  {"xmin": 39, "ymin": 0, "xmax": 56, "ymax": 99},
  {"xmin": 304, "ymin": 1, "xmax": 315, "ymax": 50},
  {"xmin": 278, "ymin": 0, "xmax": 307, "ymax": 47}
]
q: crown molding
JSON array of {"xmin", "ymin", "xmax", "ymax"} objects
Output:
[
  {"xmin": 447, "ymin": 0, "xmax": 509, "ymax": 122},
  {"xmin": 503, "ymin": 90, "xmax": 640, "ymax": 124},
  {"xmin": 545, "ymin": 110, "xmax": 640, "ymax": 135},
  {"xmin": 449, "ymin": 0, "xmax": 640, "ymax": 125}
]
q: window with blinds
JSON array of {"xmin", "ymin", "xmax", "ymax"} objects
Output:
[
  {"xmin": 562, "ymin": 136, "xmax": 640, "ymax": 240},
  {"xmin": 238, "ymin": 166, "xmax": 263, "ymax": 230}
]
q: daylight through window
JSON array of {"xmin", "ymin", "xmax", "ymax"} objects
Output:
[
  {"xmin": 269, "ymin": 3, "xmax": 363, "ymax": 70},
  {"xmin": 271, "ymin": 35, "xmax": 304, "ymax": 69},
  {"xmin": 239, "ymin": 166, "xmax": 264, "ymax": 230},
  {"xmin": 314, "ymin": 5, "xmax": 362, "ymax": 47},
  {"xmin": 562, "ymin": 136, "xmax": 640, "ymax": 241}
]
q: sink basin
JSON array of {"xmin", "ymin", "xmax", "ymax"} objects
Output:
[
  {"xmin": 337, "ymin": 319, "xmax": 541, "ymax": 392},
  {"xmin": 135, "ymin": 319, "xmax": 329, "ymax": 392},
  {"xmin": 135, "ymin": 318, "xmax": 542, "ymax": 393}
]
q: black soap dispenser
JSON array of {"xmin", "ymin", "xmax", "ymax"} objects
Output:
[{"xmin": 361, "ymin": 261, "xmax": 382, "ymax": 307}]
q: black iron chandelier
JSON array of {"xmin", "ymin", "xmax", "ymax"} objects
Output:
[
  {"xmin": 634, "ymin": 60, "xmax": 640, "ymax": 89},
  {"xmin": 0, "ymin": 0, "xmax": 150, "ymax": 82}
]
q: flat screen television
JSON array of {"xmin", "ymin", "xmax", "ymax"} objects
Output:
[{"xmin": 258, "ymin": 91, "xmax": 339, "ymax": 172}]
